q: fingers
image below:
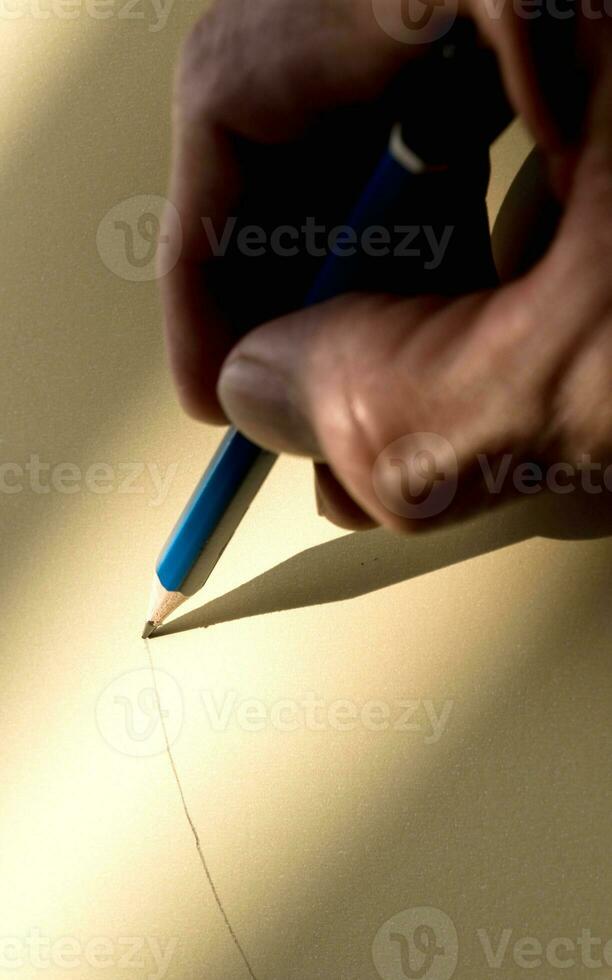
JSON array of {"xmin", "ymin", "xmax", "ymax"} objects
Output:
[
  {"xmin": 165, "ymin": 0, "xmax": 612, "ymax": 539},
  {"xmin": 218, "ymin": 189, "xmax": 612, "ymax": 530},
  {"xmin": 466, "ymin": 0, "xmax": 605, "ymax": 199},
  {"xmin": 159, "ymin": 0, "xmax": 449, "ymax": 425},
  {"xmin": 314, "ymin": 463, "xmax": 376, "ymax": 530},
  {"xmin": 217, "ymin": 289, "xmax": 541, "ymax": 532},
  {"xmin": 160, "ymin": 110, "xmax": 243, "ymax": 422}
]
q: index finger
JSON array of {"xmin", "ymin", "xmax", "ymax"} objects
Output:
[{"xmin": 160, "ymin": 115, "xmax": 242, "ymax": 423}]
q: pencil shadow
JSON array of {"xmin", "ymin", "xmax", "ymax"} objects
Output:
[{"xmin": 156, "ymin": 490, "xmax": 612, "ymax": 636}]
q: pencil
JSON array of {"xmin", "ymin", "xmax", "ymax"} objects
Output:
[{"xmin": 142, "ymin": 29, "xmax": 507, "ymax": 637}]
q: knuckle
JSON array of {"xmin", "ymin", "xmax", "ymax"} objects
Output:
[
  {"xmin": 551, "ymin": 327, "xmax": 612, "ymax": 465},
  {"xmin": 174, "ymin": 3, "xmax": 236, "ymax": 122},
  {"xmin": 311, "ymin": 298, "xmax": 456, "ymax": 528},
  {"xmin": 313, "ymin": 300, "xmax": 393, "ymax": 470}
]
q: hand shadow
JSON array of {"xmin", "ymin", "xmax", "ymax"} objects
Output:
[{"xmin": 155, "ymin": 490, "xmax": 612, "ymax": 637}]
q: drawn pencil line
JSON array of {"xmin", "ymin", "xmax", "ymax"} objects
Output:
[{"xmin": 144, "ymin": 639, "xmax": 259, "ymax": 980}]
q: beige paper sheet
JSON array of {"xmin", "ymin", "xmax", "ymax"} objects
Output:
[{"xmin": 1, "ymin": 8, "xmax": 610, "ymax": 980}]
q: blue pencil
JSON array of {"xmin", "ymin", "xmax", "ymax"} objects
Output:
[{"xmin": 142, "ymin": 34, "xmax": 506, "ymax": 636}]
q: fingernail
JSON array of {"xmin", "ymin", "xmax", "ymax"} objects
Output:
[{"xmin": 218, "ymin": 356, "xmax": 321, "ymax": 457}]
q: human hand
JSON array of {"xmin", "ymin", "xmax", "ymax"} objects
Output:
[{"xmin": 161, "ymin": 0, "xmax": 612, "ymax": 531}]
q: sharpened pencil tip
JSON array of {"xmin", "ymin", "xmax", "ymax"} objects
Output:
[{"xmin": 142, "ymin": 621, "xmax": 157, "ymax": 640}]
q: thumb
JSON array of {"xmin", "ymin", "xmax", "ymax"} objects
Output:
[{"xmin": 217, "ymin": 290, "xmax": 541, "ymax": 531}]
